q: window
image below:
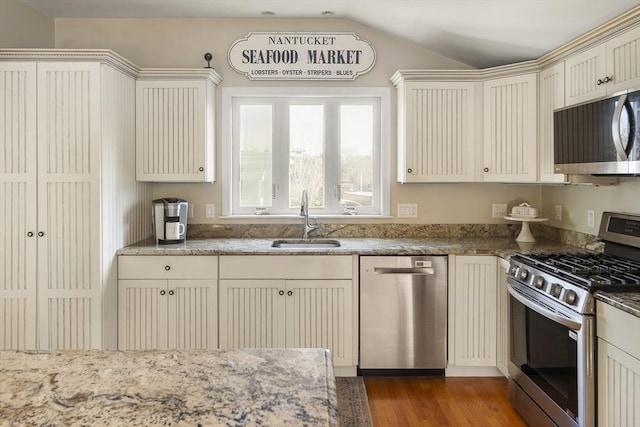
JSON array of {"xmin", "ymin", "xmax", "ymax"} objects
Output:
[{"xmin": 222, "ymin": 87, "xmax": 390, "ymax": 217}]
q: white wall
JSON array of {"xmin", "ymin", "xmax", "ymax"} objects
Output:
[
  {"xmin": 542, "ymin": 179, "xmax": 640, "ymax": 234},
  {"xmin": 0, "ymin": 0, "xmax": 54, "ymax": 48}
]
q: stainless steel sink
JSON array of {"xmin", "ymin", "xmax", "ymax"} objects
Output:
[{"xmin": 271, "ymin": 239, "xmax": 341, "ymax": 248}]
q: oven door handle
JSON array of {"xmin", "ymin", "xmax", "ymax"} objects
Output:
[{"xmin": 507, "ymin": 283, "xmax": 582, "ymax": 331}]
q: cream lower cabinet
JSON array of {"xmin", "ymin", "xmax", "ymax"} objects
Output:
[
  {"xmin": 118, "ymin": 256, "xmax": 218, "ymax": 350},
  {"xmin": 596, "ymin": 301, "xmax": 640, "ymax": 427},
  {"xmin": 447, "ymin": 255, "xmax": 500, "ymax": 376},
  {"xmin": 218, "ymin": 255, "xmax": 356, "ymax": 368}
]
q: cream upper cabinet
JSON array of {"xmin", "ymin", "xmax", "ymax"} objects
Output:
[
  {"xmin": 393, "ymin": 75, "xmax": 478, "ymax": 182},
  {"xmin": 218, "ymin": 255, "xmax": 356, "ymax": 367},
  {"xmin": 0, "ymin": 53, "xmax": 151, "ymax": 351},
  {"xmin": 482, "ymin": 73, "xmax": 538, "ymax": 182},
  {"xmin": 538, "ymin": 62, "xmax": 567, "ymax": 183},
  {"xmin": 136, "ymin": 69, "xmax": 222, "ymax": 182},
  {"xmin": 565, "ymin": 26, "xmax": 640, "ymax": 106},
  {"xmin": 448, "ymin": 255, "xmax": 499, "ymax": 376},
  {"xmin": 596, "ymin": 301, "xmax": 640, "ymax": 427},
  {"xmin": 118, "ymin": 256, "xmax": 218, "ymax": 350}
]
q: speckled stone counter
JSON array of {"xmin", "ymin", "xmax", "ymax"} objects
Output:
[
  {"xmin": 595, "ymin": 291, "xmax": 640, "ymax": 318},
  {"xmin": 117, "ymin": 237, "xmax": 576, "ymax": 258},
  {"xmin": 0, "ymin": 348, "xmax": 337, "ymax": 426}
]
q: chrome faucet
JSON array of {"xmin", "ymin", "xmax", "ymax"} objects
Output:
[{"xmin": 300, "ymin": 190, "xmax": 319, "ymax": 239}]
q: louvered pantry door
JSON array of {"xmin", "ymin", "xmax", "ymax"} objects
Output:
[
  {"xmin": 218, "ymin": 280, "xmax": 286, "ymax": 349},
  {"xmin": 286, "ymin": 280, "xmax": 353, "ymax": 366},
  {"xmin": 167, "ymin": 279, "xmax": 217, "ymax": 349},
  {"xmin": 118, "ymin": 280, "xmax": 169, "ymax": 350},
  {"xmin": 0, "ymin": 62, "xmax": 38, "ymax": 350},
  {"xmin": 36, "ymin": 62, "xmax": 102, "ymax": 350}
]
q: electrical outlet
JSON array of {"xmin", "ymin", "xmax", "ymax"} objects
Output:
[
  {"xmin": 492, "ymin": 203, "xmax": 508, "ymax": 218},
  {"xmin": 188, "ymin": 203, "xmax": 194, "ymax": 219},
  {"xmin": 205, "ymin": 204, "xmax": 215, "ymax": 218},
  {"xmin": 587, "ymin": 209, "xmax": 595, "ymax": 228},
  {"xmin": 397, "ymin": 203, "xmax": 418, "ymax": 218},
  {"xmin": 555, "ymin": 205, "xmax": 562, "ymax": 221}
]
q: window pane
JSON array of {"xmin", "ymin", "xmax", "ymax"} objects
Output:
[
  {"xmin": 289, "ymin": 105, "xmax": 324, "ymax": 208},
  {"xmin": 340, "ymin": 105, "xmax": 374, "ymax": 207},
  {"xmin": 239, "ymin": 105, "xmax": 272, "ymax": 207}
]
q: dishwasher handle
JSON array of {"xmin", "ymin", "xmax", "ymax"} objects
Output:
[{"xmin": 373, "ymin": 267, "xmax": 435, "ymax": 275}]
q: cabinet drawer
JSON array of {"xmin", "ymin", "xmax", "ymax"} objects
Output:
[
  {"xmin": 219, "ymin": 255, "xmax": 353, "ymax": 279},
  {"xmin": 118, "ymin": 256, "xmax": 218, "ymax": 279}
]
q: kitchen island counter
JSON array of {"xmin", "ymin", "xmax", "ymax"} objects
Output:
[
  {"xmin": 117, "ymin": 237, "xmax": 575, "ymax": 258},
  {"xmin": 0, "ymin": 348, "xmax": 337, "ymax": 426}
]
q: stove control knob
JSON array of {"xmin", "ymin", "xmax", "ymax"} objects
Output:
[
  {"xmin": 564, "ymin": 290, "xmax": 578, "ymax": 305},
  {"xmin": 534, "ymin": 276, "xmax": 546, "ymax": 289},
  {"xmin": 551, "ymin": 284, "xmax": 563, "ymax": 298},
  {"xmin": 519, "ymin": 269, "xmax": 529, "ymax": 281}
]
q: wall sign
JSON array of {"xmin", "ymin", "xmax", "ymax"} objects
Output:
[{"xmin": 228, "ymin": 32, "xmax": 376, "ymax": 80}]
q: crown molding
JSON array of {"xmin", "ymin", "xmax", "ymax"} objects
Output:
[
  {"xmin": 137, "ymin": 68, "xmax": 223, "ymax": 85},
  {"xmin": 390, "ymin": 61, "xmax": 539, "ymax": 85}
]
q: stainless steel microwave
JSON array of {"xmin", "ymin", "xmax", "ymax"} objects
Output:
[{"xmin": 554, "ymin": 89, "xmax": 640, "ymax": 175}]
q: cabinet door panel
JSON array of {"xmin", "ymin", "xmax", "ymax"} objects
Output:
[
  {"xmin": 118, "ymin": 280, "xmax": 169, "ymax": 350},
  {"xmin": 538, "ymin": 63, "xmax": 566, "ymax": 183},
  {"xmin": 565, "ymin": 44, "xmax": 607, "ymax": 106},
  {"xmin": 37, "ymin": 63, "xmax": 102, "ymax": 350},
  {"xmin": 606, "ymin": 26, "xmax": 640, "ymax": 95},
  {"xmin": 0, "ymin": 63, "xmax": 37, "ymax": 349},
  {"xmin": 286, "ymin": 280, "xmax": 353, "ymax": 365},
  {"xmin": 399, "ymin": 81, "xmax": 476, "ymax": 182},
  {"xmin": 168, "ymin": 279, "xmax": 217, "ymax": 349},
  {"xmin": 598, "ymin": 339, "xmax": 640, "ymax": 427},
  {"xmin": 449, "ymin": 255, "xmax": 497, "ymax": 367},
  {"xmin": 219, "ymin": 280, "xmax": 286, "ymax": 349},
  {"xmin": 483, "ymin": 74, "xmax": 537, "ymax": 182}
]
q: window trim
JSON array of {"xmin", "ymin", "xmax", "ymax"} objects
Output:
[{"xmin": 221, "ymin": 86, "xmax": 390, "ymax": 218}]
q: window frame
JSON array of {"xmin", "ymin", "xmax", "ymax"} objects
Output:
[{"xmin": 222, "ymin": 86, "xmax": 390, "ymax": 218}]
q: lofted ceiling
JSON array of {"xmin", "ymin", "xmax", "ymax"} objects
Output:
[{"xmin": 20, "ymin": 0, "xmax": 640, "ymax": 68}]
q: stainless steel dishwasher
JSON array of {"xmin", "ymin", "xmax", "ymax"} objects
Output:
[{"xmin": 359, "ymin": 256, "xmax": 447, "ymax": 373}]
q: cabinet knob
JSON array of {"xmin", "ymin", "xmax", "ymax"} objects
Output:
[
  {"xmin": 279, "ymin": 290, "xmax": 285, "ymax": 296},
  {"xmin": 484, "ymin": 167, "xmax": 489, "ymax": 172},
  {"xmin": 596, "ymin": 78, "xmax": 604, "ymax": 86},
  {"xmin": 407, "ymin": 168, "xmax": 412, "ymax": 174},
  {"xmin": 603, "ymin": 76, "xmax": 612, "ymax": 83},
  {"xmin": 199, "ymin": 167, "xmax": 204, "ymax": 172},
  {"xmin": 160, "ymin": 290, "xmax": 166, "ymax": 295},
  {"xmin": 37, "ymin": 231, "xmax": 44, "ymax": 237},
  {"xmin": 168, "ymin": 290, "xmax": 175, "ymax": 296},
  {"xmin": 165, "ymin": 265, "xmax": 171, "ymax": 271},
  {"xmin": 27, "ymin": 232, "xmax": 34, "ymax": 237},
  {"xmin": 287, "ymin": 290, "xmax": 293, "ymax": 296}
]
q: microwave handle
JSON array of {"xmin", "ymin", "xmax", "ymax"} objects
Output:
[{"xmin": 612, "ymin": 93, "xmax": 630, "ymax": 161}]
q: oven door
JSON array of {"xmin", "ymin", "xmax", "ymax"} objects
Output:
[{"xmin": 508, "ymin": 281, "xmax": 594, "ymax": 427}]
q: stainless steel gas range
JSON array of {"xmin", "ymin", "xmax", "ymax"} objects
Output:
[{"xmin": 507, "ymin": 211, "xmax": 640, "ymax": 427}]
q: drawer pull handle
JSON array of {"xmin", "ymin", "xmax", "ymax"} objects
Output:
[
  {"xmin": 160, "ymin": 290, "xmax": 166, "ymax": 296},
  {"xmin": 165, "ymin": 265, "xmax": 171, "ymax": 271}
]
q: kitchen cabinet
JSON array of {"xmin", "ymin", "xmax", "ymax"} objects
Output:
[
  {"xmin": 0, "ymin": 53, "xmax": 151, "ymax": 351},
  {"xmin": 482, "ymin": 73, "xmax": 538, "ymax": 182},
  {"xmin": 117, "ymin": 256, "xmax": 218, "ymax": 350},
  {"xmin": 565, "ymin": 26, "xmax": 640, "ymax": 106},
  {"xmin": 538, "ymin": 62, "xmax": 567, "ymax": 183},
  {"xmin": 496, "ymin": 257, "xmax": 510, "ymax": 377},
  {"xmin": 447, "ymin": 255, "xmax": 500, "ymax": 376},
  {"xmin": 136, "ymin": 69, "xmax": 222, "ymax": 182},
  {"xmin": 596, "ymin": 301, "xmax": 640, "ymax": 427},
  {"xmin": 218, "ymin": 255, "xmax": 356, "ymax": 368},
  {"xmin": 391, "ymin": 73, "xmax": 478, "ymax": 182}
]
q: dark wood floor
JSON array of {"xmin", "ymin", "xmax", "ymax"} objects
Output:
[{"xmin": 364, "ymin": 376, "xmax": 528, "ymax": 427}]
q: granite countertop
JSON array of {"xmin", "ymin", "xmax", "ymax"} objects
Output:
[
  {"xmin": 0, "ymin": 348, "xmax": 337, "ymax": 426},
  {"xmin": 595, "ymin": 291, "xmax": 640, "ymax": 318},
  {"xmin": 117, "ymin": 236, "xmax": 576, "ymax": 258}
]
